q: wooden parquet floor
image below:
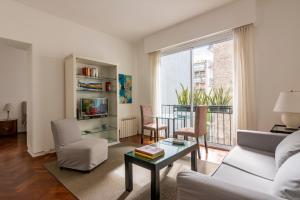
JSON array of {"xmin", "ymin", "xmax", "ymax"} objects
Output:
[
  {"xmin": 0, "ymin": 133, "xmax": 228, "ymax": 199},
  {"xmin": 0, "ymin": 133, "xmax": 76, "ymax": 200}
]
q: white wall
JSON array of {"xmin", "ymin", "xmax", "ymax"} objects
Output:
[
  {"xmin": 0, "ymin": 42, "xmax": 30, "ymax": 132},
  {"xmin": 144, "ymin": 0, "xmax": 256, "ymax": 53},
  {"xmin": 136, "ymin": 42, "xmax": 152, "ymax": 107},
  {"xmin": 138, "ymin": 0, "xmax": 300, "ymax": 132},
  {"xmin": 254, "ymin": 0, "xmax": 300, "ymax": 130},
  {"xmin": 0, "ymin": 0, "xmax": 137, "ymax": 155}
]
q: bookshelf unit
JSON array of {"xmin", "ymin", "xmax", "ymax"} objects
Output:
[{"xmin": 64, "ymin": 54, "xmax": 118, "ymax": 145}]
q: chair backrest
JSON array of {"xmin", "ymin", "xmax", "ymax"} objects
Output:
[
  {"xmin": 51, "ymin": 119, "xmax": 82, "ymax": 150},
  {"xmin": 140, "ymin": 105, "xmax": 154, "ymax": 126},
  {"xmin": 194, "ymin": 106, "xmax": 208, "ymax": 137}
]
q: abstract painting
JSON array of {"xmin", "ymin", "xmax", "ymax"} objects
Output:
[{"xmin": 118, "ymin": 74, "xmax": 132, "ymax": 104}]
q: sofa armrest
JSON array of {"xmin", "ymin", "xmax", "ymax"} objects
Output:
[
  {"xmin": 237, "ymin": 130, "xmax": 287, "ymax": 153},
  {"xmin": 177, "ymin": 171, "xmax": 281, "ymax": 200}
]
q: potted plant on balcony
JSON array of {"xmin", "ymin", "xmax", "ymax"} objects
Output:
[
  {"xmin": 175, "ymin": 84, "xmax": 210, "ymax": 112},
  {"xmin": 208, "ymin": 87, "xmax": 232, "ymax": 113},
  {"xmin": 193, "ymin": 89, "xmax": 210, "ymax": 106},
  {"xmin": 175, "ymin": 84, "xmax": 232, "ymax": 113},
  {"xmin": 175, "ymin": 83, "xmax": 191, "ymax": 112}
]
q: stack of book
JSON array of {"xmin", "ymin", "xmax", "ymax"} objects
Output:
[
  {"xmin": 134, "ymin": 145, "xmax": 164, "ymax": 159},
  {"xmin": 78, "ymin": 81, "xmax": 103, "ymax": 90}
]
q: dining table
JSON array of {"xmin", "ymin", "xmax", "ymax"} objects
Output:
[{"xmin": 145, "ymin": 113, "xmax": 189, "ymax": 141}]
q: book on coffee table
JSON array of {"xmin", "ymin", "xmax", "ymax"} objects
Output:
[
  {"xmin": 134, "ymin": 145, "xmax": 164, "ymax": 159},
  {"xmin": 164, "ymin": 138, "xmax": 185, "ymax": 145}
]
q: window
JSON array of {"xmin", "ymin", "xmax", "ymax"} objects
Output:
[
  {"xmin": 159, "ymin": 32, "xmax": 234, "ymax": 146},
  {"xmin": 159, "ymin": 32, "xmax": 233, "ymax": 107},
  {"xmin": 160, "ymin": 50, "xmax": 191, "ymax": 105}
]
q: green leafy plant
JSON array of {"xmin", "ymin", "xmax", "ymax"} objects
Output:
[
  {"xmin": 209, "ymin": 87, "xmax": 232, "ymax": 105},
  {"xmin": 175, "ymin": 83, "xmax": 232, "ymax": 106},
  {"xmin": 193, "ymin": 90, "xmax": 209, "ymax": 105},
  {"xmin": 175, "ymin": 83, "xmax": 189, "ymax": 105}
]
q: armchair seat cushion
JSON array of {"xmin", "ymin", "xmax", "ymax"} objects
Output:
[
  {"xmin": 213, "ymin": 164, "xmax": 273, "ymax": 194},
  {"xmin": 223, "ymin": 146, "xmax": 276, "ymax": 180},
  {"xmin": 57, "ymin": 138, "xmax": 108, "ymax": 171},
  {"xmin": 174, "ymin": 127, "xmax": 196, "ymax": 137},
  {"xmin": 143, "ymin": 123, "xmax": 167, "ymax": 130}
]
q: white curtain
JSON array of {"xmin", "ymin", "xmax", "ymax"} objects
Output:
[
  {"xmin": 233, "ymin": 24, "xmax": 256, "ymax": 130},
  {"xmin": 149, "ymin": 51, "xmax": 161, "ymax": 115}
]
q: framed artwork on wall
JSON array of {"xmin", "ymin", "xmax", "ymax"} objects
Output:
[{"xmin": 118, "ymin": 74, "xmax": 132, "ymax": 104}]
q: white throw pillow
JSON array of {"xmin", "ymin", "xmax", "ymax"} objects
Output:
[
  {"xmin": 275, "ymin": 130, "xmax": 300, "ymax": 170},
  {"xmin": 272, "ymin": 152, "xmax": 300, "ymax": 199}
]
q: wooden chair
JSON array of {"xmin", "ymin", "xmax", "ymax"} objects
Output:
[
  {"xmin": 174, "ymin": 106, "xmax": 208, "ymax": 159},
  {"xmin": 140, "ymin": 105, "xmax": 168, "ymax": 144}
]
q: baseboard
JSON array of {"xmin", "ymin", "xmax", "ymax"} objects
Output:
[{"xmin": 27, "ymin": 149, "xmax": 55, "ymax": 157}]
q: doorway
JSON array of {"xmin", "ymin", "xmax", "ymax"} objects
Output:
[{"xmin": 0, "ymin": 37, "xmax": 32, "ymax": 149}]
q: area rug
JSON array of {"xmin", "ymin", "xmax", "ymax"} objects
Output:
[{"xmin": 44, "ymin": 143, "xmax": 219, "ymax": 200}]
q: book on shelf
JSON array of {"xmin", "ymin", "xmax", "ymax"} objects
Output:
[{"xmin": 134, "ymin": 145, "xmax": 164, "ymax": 159}]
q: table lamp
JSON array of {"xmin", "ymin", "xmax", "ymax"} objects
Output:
[
  {"xmin": 3, "ymin": 103, "xmax": 12, "ymax": 120},
  {"xmin": 273, "ymin": 91, "xmax": 300, "ymax": 129}
]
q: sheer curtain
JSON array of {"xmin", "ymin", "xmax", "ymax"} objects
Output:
[
  {"xmin": 149, "ymin": 51, "xmax": 161, "ymax": 115},
  {"xmin": 233, "ymin": 24, "xmax": 256, "ymax": 130}
]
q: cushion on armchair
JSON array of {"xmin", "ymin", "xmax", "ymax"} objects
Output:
[
  {"xmin": 51, "ymin": 119, "xmax": 82, "ymax": 149},
  {"xmin": 275, "ymin": 130, "xmax": 300, "ymax": 170}
]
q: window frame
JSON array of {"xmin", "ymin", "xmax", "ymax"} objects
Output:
[{"xmin": 159, "ymin": 30, "xmax": 233, "ymax": 125}]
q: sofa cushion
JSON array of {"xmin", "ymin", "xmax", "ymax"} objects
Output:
[
  {"xmin": 213, "ymin": 163, "xmax": 273, "ymax": 194},
  {"xmin": 272, "ymin": 152, "xmax": 300, "ymax": 199},
  {"xmin": 223, "ymin": 146, "xmax": 276, "ymax": 180},
  {"xmin": 177, "ymin": 170, "xmax": 278, "ymax": 200},
  {"xmin": 275, "ymin": 130, "xmax": 300, "ymax": 170}
]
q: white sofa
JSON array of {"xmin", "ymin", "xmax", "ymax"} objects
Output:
[{"xmin": 177, "ymin": 130, "xmax": 300, "ymax": 200}]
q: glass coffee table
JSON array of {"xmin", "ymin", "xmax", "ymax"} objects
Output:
[{"xmin": 124, "ymin": 139, "xmax": 198, "ymax": 200}]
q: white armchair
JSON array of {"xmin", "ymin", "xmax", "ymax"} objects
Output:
[{"xmin": 51, "ymin": 119, "xmax": 108, "ymax": 171}]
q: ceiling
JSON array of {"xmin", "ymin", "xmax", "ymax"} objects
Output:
[{"xmin": 14, "ymin": 0, "xmax": 235, "ymax": 42}]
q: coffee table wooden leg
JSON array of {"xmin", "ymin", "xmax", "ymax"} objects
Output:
[
  {"xmin": 173, "ymin": 119, "xmax": 175, "ymax": 135},
  {"xmin": 191, "ymin": 150, "xmax": 197, "ymax": 171},
  {"xmin": 167, "ymin": 119, "xmax": 170, "ymax": 138},
  {"xmin": 156, "ymin": 117, "xmax": 159, "ymax": 142},
  {"xmin": 141, "ymin": 128, "xmax": 144, "ymax": 144},
  {"xmin": 151, "ymin": 168, "xmax": 160, "ymax": 200},
  {"xmin": 125, "ymin": 159, "xmax": 133, "ymax": 192}
]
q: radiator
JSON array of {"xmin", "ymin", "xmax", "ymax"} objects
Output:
[{"xmin": 119, "ymin": 117, "xmax": 138, "ymax": 138}]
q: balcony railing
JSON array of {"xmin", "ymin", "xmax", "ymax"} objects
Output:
[{"xmin": 160, "ymin": 104, "xmax": 234, "ymax": 148}]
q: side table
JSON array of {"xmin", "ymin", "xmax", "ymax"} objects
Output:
[
  {"xmin": 270, "ymin": 124, "xmax": 299, "ymax": 134},
  {"xmin": 0, "ymin": 119, "xmax": 17, "ymax": 136}
]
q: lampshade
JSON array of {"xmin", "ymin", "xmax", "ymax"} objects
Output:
[
  {"xmin": 273, "ymin": 91, "xmax": 300, "ymax": 113},
  {"xmin": 3, "ymin": 103, "xmax": 12, "ymax": 112}
]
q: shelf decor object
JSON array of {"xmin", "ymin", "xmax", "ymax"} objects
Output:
[
  {"xmin": 3, "ymin": 103, "xmax": 13, "ymax": 120},
  {"xmin": 118, "ymin": 74, "xmax": 132, "ymax": 104},
  {"xmin": 274, "ymin": 90, "xmax": 300, "ymax": 129}
]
